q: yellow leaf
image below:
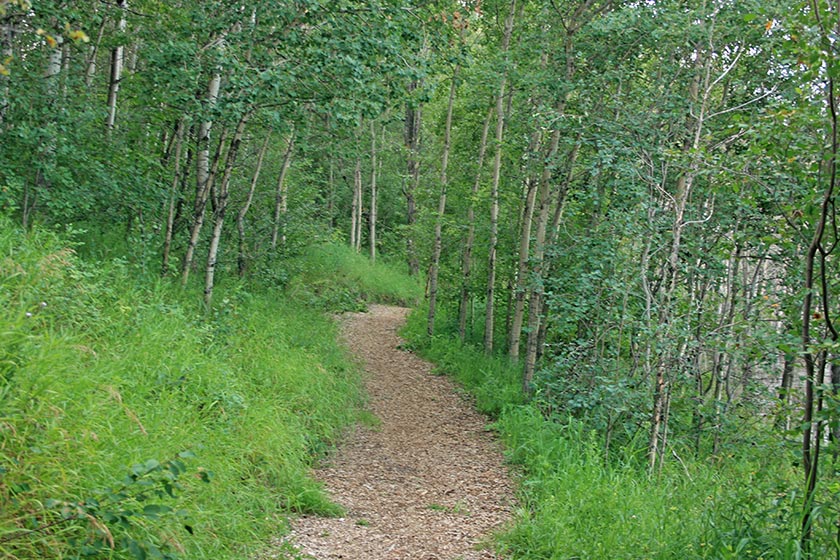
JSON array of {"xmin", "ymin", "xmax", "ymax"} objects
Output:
[
  {"xmin": 765, "ymin": 19, "xmax": 774, "ymax": 32},
  {"xmin": 68, "ymin": 30, "xmax": 90, "ymax": 43},
  {"xmin": 45, "ymin": 35, "xmax": 57, "ymax": 48},
  {"xmin": 0, "ymin": 64, "xmax": 8, "ymax": 77}
]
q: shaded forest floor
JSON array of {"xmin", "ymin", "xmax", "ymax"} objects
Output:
[{"xmin": 273, "ymin": 305, "xmax": 516, "ymax": 559}]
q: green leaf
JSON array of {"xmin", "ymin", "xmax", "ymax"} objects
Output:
[
  {"xmin": 128, "ymin": 540, "xmax": 147, "ymax": 560},
  {"xmin": 142, "ymin": 504, "xmax": 172, "ymax": 518}
]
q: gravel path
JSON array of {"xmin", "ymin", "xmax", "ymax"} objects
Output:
[{"xmin": 279, "ymin": 304, "xmax": 516, "ymax": 559}]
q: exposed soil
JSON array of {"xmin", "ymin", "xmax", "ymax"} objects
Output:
[{"xmin": 274, "ymin": 304, "xmax": 516, "ymax": 559}]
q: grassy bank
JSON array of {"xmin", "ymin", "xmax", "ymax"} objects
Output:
[
  {"xmin": 401, "ymin": 306, "xmax": 804, "ymax": 560},
  {"xmin": 0, "ymin": 222, "xmax": 419, "ymax": 559},
  {"xmin": 283, "ymin": 243, "xmax": 423, "ymax": 312}
]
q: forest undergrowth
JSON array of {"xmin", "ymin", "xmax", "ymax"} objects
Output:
[
  {"xmin": 0, "ymin": 218, "xmax": 420, "ymax": 559},
  {"xmin": 402, "ymin": 307, "xmax": 818, "ymax": 560}
]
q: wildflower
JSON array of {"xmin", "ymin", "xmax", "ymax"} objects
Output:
[{"xmin": 25, "ymin": 312, "xmax": 32, "ymax": 318}]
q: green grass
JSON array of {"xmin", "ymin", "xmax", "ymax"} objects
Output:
[
  {"xmin": 0, "ymin": 220, "xmax": 368, "ymax": 559},
  {"xmin": 285, "ymin": 243, "xmax": 423, "ymax": 311},
  {"xmin": 401, "ymin": 304, "xmax": 806, "ymax": 560}
]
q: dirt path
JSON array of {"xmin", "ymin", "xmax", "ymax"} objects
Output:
[{"xmin": 279, "ymin": 305, "xmax": 516, "ymax": 559}]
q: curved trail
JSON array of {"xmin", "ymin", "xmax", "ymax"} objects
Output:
[{"xmin": 282, "ymin": 305, "xmax": 515, "ymax": 559}]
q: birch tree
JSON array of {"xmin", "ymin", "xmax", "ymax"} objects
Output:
[
  {"xmin": 484, "ymin": 0, "xmax": 517, "ymax": 353},
  {"xmin": 105, "ymin": 0, "xmax": 126, "ymax": 134}
]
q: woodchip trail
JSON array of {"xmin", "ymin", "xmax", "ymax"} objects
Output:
[{"xmin": 273, "ymin": 304, "xmax": 516, "ymax": 560}]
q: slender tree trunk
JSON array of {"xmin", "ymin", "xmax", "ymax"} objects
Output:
[
  {"xmin": 59, "ymin": 41, "xmax": 70, "ymax": 101},
  {"xmin": 369, "ymin": 121, "xmax": 378, "ymax": 263},
  {"xmin": 29, "ymin": 28, "xmax": 65, "ymax": 227},
  {"xmin": 509, "ymin": 47, "xmax": 549, "ymax": 360},
  {"xmin": 351, "ymin": 155, "xmax": 362, "ymax": 251},
  {"xmin": 405, "ymin": 85, "xmax": 423, "ymax": 276},
  {"xmin": 327, "ymin": 157, "xmax": 336, "ymax": 228},
  {"xmin": 204, "ymin": 112, "xmax": 250, "ymax": 308},
  {"xmin": 534, "ymin": 140, "xmax": 579, "ymax": 361},
  {"xmin": 522, "ymin": 110, "xmax": 564, "ymax": 393},
  {"xmin": 0, "ymin": 23, "xmax": 13, "ymax": 125},
  {"xmin": 801, "ymin": 69, "xmax": 839, "ymax": 558},
  {"xmin": 428, "ymin": 64, "xmax": 459, "ymax": 337},
  {"xmin": 712, "ymin": 244, "xmax": 741, "ymax": 456},
  {"xmin": 271, "ymin": 132, "xmax": 295, "ymax": 250},
  {"xmin": 649, "ymin": 171, "xmax": 695, "ymax": 470},
  {"xmin": 777, "ymin": 351, "xmax": 795, "ymax": 431},
  {"xmin": 195, "ymin": 72, "xmax": 223, "ymax": 215},
  {"xmin": 355, "ymin": 152, "xmax": 363, "ymax": 252},
  {"xmin": 126, "ymin": 41, "xmax": 139, "ymax": 74},
  {"xmin": 532, "ymin": 141, "xmax": 578, "ymax": 358},
  {"xmin": 831, "ymin": 359, "xmax": 840, "ymax": 453},
  {"xmin": 459, "ymin": 104, "xmax": 494, "ymax": 341},
  {"xmin": 162, "ymin": 118, "xmax": 186, "ymax": 276},
  {"xmin": 237, "ymin": 131, "xmax": 271, "ymax": 276},
  {"xmin": 182, "ymin": 126, "xmax": 229, "ymax": 286},
  {"xmin": 45, "ymin": 35, "xmax": 63, "ymax": 95},
  {"xmin": 508, "ymin": 174, "xmax": 539, "ymax": 359},
  {"xmin": 105, "ymin": 0, "xmax": 127, "ymax": 134},
  {"xmin": 649, "ymin": 43, "xmax": 711, "ymax": 472},
  {"xmin": 85, "ymin": 12, "xmax": 108, "ymax": 88},
  {"xmin": 484, "ymin": 0, "xmax": 517, "ymax": 354}
]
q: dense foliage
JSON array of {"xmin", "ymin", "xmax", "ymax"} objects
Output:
[{"xmin": 3, "ymin": 0, "xmax": 840, "ymax": 557}]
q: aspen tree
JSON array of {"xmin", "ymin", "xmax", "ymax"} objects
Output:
[
  {"xmin": 405, "ymin": 83, "xmax": 422, "ymax": 276},
  {"xmin": 369, "ymin": 121, "xmax": 379, "ymax": 263},
  {"xmin": 105, "ymin": 0, "xmax": 126, "ymax": 133},
  {"xmin": 204, "ymin": 112, "xmax": 250, "ymax": 308},
  {"xmin": 237, "ymin": 132, "xmax": 271, "ymax": 276},
  {"xmin": 271, "ymin": 132, "xmax": 295, "ymax": 250},
  {"xmin": 428, "ymin": 62, "xmax": 460, "ymax": 337},
  {"xmin": 162, "ymin": 119, "xmax": 186, "ymax": 276},
  {"xmin": 484, "ymin": 0, "xmax": 517, "ymax": 353},
  {"xmin": 459, "ymin": 104, "xmax": 494, "ymax": 341}
]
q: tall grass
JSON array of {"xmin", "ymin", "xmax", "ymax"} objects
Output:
[
  {"xmin": 402, "ymin": 304, "xmax": 805, "ymax": 560},
  {"xmin": 285, "ymin": 243, "xmax": 423, "ymax": 311},
  {"xmin": 0, "ymin": 220, "xmax": 368, "ymax": 559}
]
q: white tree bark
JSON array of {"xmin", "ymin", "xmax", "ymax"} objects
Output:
[
  {"xmin": 195, "ymin": 72, "xmax": 222, "ymax": 213},
  {"xmin": 105, "ymin": 0, "xmax": 127, "ymax": 133},
  {"xmin": 369, "ymin": 121, "xmax": 378, "ymax": 263},
  {"xmin": 458, "ymin": 105, "xmax": 493, "ymax": 341},
  {"xmin": 484, "ymin": 0, "xmax": 517, "ymax": 353},
  {"xmin": 427, "ymin": 64, "xmax": 459, "ymax": 337},
  {"xmin": 204, "ymin": 113, "xmax": 249, "ymax": 308},
  {"xmin": 182, "ymin": 126, "xmax": 228, "ymax": 286},
  {"xmin": 271, "ymin": 132, "xmax": 295, "ymax": 250}
]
